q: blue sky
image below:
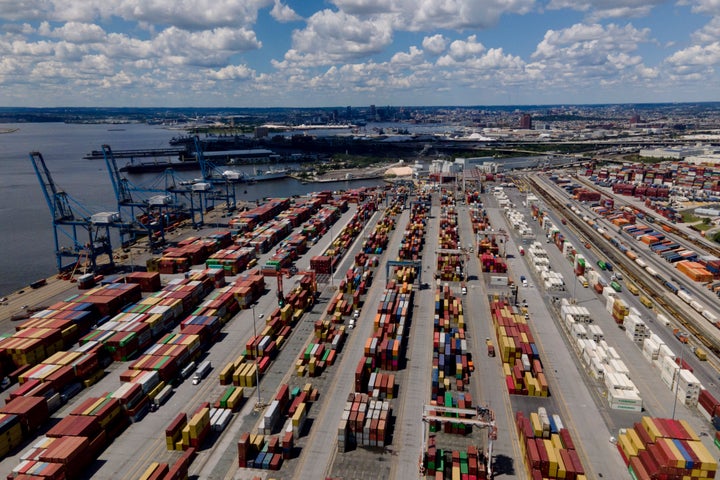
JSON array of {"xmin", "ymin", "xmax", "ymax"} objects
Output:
[{"xmin": 1, "ymin": 0, "xmax": 720, "ymax": 107}]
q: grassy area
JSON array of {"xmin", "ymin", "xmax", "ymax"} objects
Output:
[{"xmin": 681, "ymin": 211, "xmax": 702, "ymax": 223}]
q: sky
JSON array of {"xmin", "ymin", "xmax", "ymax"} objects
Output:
[{"xmin": 1, "ymin": 0, "xmax": 720, "ymax": 108}]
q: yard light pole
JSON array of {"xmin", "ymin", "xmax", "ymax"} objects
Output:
[{"xmin": 252, "ymin": 305, "xmax": 264, "ymax": 409}]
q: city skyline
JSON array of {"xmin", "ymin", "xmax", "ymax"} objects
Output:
[{"xmin": 2, "ymin": 1, "xmax": 720, "ymax": 108}]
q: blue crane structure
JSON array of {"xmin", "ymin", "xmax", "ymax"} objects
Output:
[
  {"xmin": 29, "ymin": 151, "xmax": 120, "ymax": 273},
  {"xmin": 193, "ymin": 135, "xmax": 239, "ymax": 211},
  {"xmin": 102, "ymin": 144, "xmax": 192, "ymax": 249}
]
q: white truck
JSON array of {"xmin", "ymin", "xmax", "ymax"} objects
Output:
[{"xmin": 193, "ymin": 360, "xmax": 212, "ymax": 385}]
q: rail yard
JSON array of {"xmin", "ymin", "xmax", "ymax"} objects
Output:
[{"xmin": 1, "ymin": 163, "xmax": 720, "ymax": 480}]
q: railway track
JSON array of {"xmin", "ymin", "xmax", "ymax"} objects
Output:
[{"xmin": 522, "ymin": 175, "xmax": 720, "ymax": 360}]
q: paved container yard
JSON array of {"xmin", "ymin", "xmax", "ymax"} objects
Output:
[{"xmin": 1, "ymin": 178, "xmax": 719, "ymax": 480}]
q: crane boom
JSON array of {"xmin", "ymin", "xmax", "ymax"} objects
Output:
[
  {"xmin": 30, "ymin": 151, "xmax": 74, "ymax": 222},
  {"xmin": 29, "ymin": 151, "xmax": 116, "ymax": 273}
]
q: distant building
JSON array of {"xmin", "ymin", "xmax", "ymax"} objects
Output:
[
  {"xmin": 412, "ymin": 160, "xmax": 429, "ymax": 178},
  {"xmin": 695, "ymin": 207, "xmax": 720, "ymax": 216},
  {"xmin": 520, "ymin": 114, "xmax": 532, "ymax": 130},
  {"xmin": 454, "ymin": 157, "xmax": 498, "ymax": 172},
  {"xmin": 639, "ymin": 147, "xmax": 705, "ymax": 160},
  {"xmin": 254, "ymin": 126, "xmax": 269, "ymax": 138}
]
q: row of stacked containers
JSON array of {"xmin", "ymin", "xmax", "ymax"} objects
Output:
[
  {"xmin": 489, "ymin": 298, "xmax": 549, "ymax": 396},
  {"xmin": 4, "ymin": 268, "xmax": 239, "ymax": 479},
  {"xmin": 154, "ymin": 193, "xmax": 344, "ymax": 275},
  {"xmin": 338, "ymin": 196, "xmax": 431, "ymax": 452},
  {"xmin": 2, "ymin": 191, "xmax": 377, "ymax": 478},
  {"xmin": 516, "ymin": 408, "xmax": 586, "ymax": 479},
  {"xmin": 235, "ymin": 383, "xmax": 317, "ymax": 471},
  {"xmin": 421, "ymin": 191, "xmax": 489, "ymax": 479},
  {"xmin": 616, "ymin": 416, "xmax": 717, "ymax": 480},
  {"xmin": 144, "ymin": 194, "xmax": 370, "ymax": 475},
  {"xmin": 398, "ymin": 194, "xmax": 430, "ymax": 260},
  {"xmin": 310, "ymin": 200, "xmax": 379, "ymax": 275},
  {"xmin": 231, "ymin": 193, "xmax": 401, "ymax": 472}
]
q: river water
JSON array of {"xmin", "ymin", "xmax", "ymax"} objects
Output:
[{"xmin": 0, "ymin": 123, "xmax": 384, "ymax": 296}]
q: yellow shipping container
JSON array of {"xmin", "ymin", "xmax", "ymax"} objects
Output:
[
  {"xmin": 659, "ymin": 438, "xmax": 684, "ymax": 468},
  {"xmin": 292, "ymin": 403, "xmax": 306, "ymax": 426},
  {"xmin": 83, "ymin": 397, "xmax": 107, "ymax": 416},
  {"xmin": 227, "ymin": 387, "xmax": 244, "ymax": 410},
  {"xmin": 233, "ymin": 363, "xmax": 248, "ymax": 386},
  {"xmin": 686, "ymin": 440, "xmax": 718, "ymax": 471},
  {"xmin": 280, "ymin": 304, "xmax": 292, "ymax": 322},
  {"xmin": 62, "ymin": 324, "xmax": 78, "ymax": 340},
  {"xmin": 139, "ymin": 462, "xmax": 161, "ymax": 480},
  {"xmin": 551, "ymin": 434, "xmax": 563, "ymax": 451},
  {"xmin": 530, "ymin": 412, "xmax": 542, "ymax": 437},
  {"xmin": 181, "ymin": 425, "xmax": 191, "ymax": 446},
  {"xmin": 618, "ymin": 433, "xmax": 637, "ymax": 459},
  {"xmin": 250, "ymin": 433, "xmax": 264, "ymax": 451},
  {"xmin": 544, "ymin": 439, "xmax": 558, "ymax": 477},
  {"xmin": 641, "ymin": 416, "xmax": 662, "ymax": 442},
  {"xmin": 219, "ymin": 362, "xmax": 235, "ymax": 384},
  {"xmin": 524, "ymin": 372, "xmax": 535, "ymax": 396},
  {"xmin": 148, "ymin": 381, "xmax": 166, "ymax": 400},
  {"xmin": 626, "ymin": 428, "xmax": 645, "ymax": 452}
]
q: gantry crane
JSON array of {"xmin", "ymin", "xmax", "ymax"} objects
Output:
[
  {"xmin": 193, "ymin": 136, "xmax": 239, "ymax": 211},
  {"xmin": 421, "ymin": 404, "xmax": 497, "ymax": 477},
  {"xmin": 102, "ymin": 144, "xmax": 189, "ymax": 249},
  {"xmin": 29, "ymin": 151, "xmax": 119, "ymax": 274}
]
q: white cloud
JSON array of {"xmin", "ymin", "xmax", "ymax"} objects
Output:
[
  {"xmin": 331, "ymin": 0, "xmax": 534, "ymax": 31},
  {"xmin": 0, "ymin": 0, "xmax": 273, "ymax": 28},
  {"xmin": 547, "ymin": 0, "xmax": 663, "ymax": 19},
  {"xmin": 691, "ymin": 17, "xmax": 720, "ymax": 44},
  {"xmin": 422, "ymin": 34, "xmax": 447, "ymax": 55},
  {"xmin": 446, "ymin": 35, "xmax": 486, "ymax": 60},
  {"xmin": 390, "ymin": 46, "xmax": 424, "ymax": 66},
  {"xmin": 271, "ymin": 1, "xmax": 302, "ymax": 22},
  {"xmin": 284, "ymin": 9, "xmax": 393, "ymax": 66},
  {"xmin": 525, "ymin": 22, "xmax": 659, "ymax": 94},
  {"xmin": 208, "ymin": 64, "xmax": 255, "ymax": 80},
  {"xmin": 665, "ymin": 43, "xmax": 720, "ymax": 71},
  {"xmin": 38, "ymin": 21, "xmax": 107, "ymax": 43},
  {"xmin": 679, "ymin": 0, "xmax": 720, "ymax": 16},
  {"xmin": 0, "ymin": 1, "xmax": 61, "ymax": 22}
]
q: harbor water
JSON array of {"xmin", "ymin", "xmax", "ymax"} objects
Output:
[{"xmin": 0, "ymin": 123, "xmax": 383, "ymax": 296}]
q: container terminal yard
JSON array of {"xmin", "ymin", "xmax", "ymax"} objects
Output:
[{"xmin": 2, "ymin": 154, "xmax": 720, "ymax": 480}]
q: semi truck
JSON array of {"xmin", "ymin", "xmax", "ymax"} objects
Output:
[{"xmin": 193, "ymin": 360, "xmax": 212, "ymax": 385}]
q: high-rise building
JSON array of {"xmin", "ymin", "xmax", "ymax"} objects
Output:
[{"xmin": 520, "ymin": 114, "xmax": 532, "ymax": 129}]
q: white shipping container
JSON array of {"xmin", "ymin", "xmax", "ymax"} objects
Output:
[
  {"xmin": 606, "ymin": 295, "xmax": 616, "ymax": 313},
  {"xmin": 657, "ymin": 344, "xmax": 675, "ymax": 361},
  {"xmin": 590, "ymin": 357, "xmax": 605, "ymax": 378},
  {"xmin": 571, "ymin": 323, "xmax": 587, "ymax": 339}
]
